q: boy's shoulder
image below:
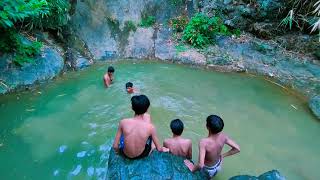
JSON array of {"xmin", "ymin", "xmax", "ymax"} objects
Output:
[{"xmin": 181, "ymin": 137, "xmax": 192, "ymax": 144}]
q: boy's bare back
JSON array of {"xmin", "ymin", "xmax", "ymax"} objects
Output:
[
  {"xmin": 200, "ymin": 132, "xmax": 228, "ymax": 166},
  {"xmin": 164, "ymin": 137, "xmax": 192, "ymax": 159},
  {"xmin": 118, "ymin": 118, "xmax": 154, "ymax": 158}
]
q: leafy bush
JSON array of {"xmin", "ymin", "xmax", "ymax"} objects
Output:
[
  {"xmin": 280, "ymin": 0, "xmax": 320, "ymax": 36},
  {"xmin": 170, "ymin": 0, "xmax": 184, "ymax": 6},
  {"xmin": 0, "ymin": 29, "xmax": 42, "ymax": 66},
  {"xmin": 0, "ymin": 0, "xmax": 70, "ymax": 66},
  {"xmin": 169, "ymin": 16, "xmax": 189, "ymax": 32},
  {"xmin": 139, "ymin": 16, "xmax": 156, "ymax": 27},
  {"xmin": 182, "ymin": 13, "xmax": 230, "ymax": 48},
  {"xmin": 125, "ymin": 20, "xmax": 137, "ymax": 32},
  {"xmin": 29, "ymin": 0, "xmax": 71, "ymax": 30},
  {"xmin": 0, "ymin": 0, "xmax": 49, "ymax": 28}
]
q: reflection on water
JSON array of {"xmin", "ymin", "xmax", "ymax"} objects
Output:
[{"xmin": 0, "ymin": 61, "xmax": 319, "ymax": 180}]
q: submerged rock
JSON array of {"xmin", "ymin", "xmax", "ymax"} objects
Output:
[
  {"xmin": 309, "ymin": 96, "xmax": 320, "ymax": 119},
  {"xmin": 107, "ymin": 149, "xmax": 207, "ymax": 179},
  {"xmin": 0, "ymin": 47, "xmax": 64, "ymax": 94},
  {"xmin": 229, "ymin": 170, "xmax": 285, "ymax": 180}
]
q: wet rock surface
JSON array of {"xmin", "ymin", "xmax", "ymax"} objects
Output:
[
  {"xmin": 309, "ymin": 95, "xmax": 320, "ymax": 119},
  {"xmin": 70, "ymin": 0, "xmax": 189, "ymax": 60},
  {"xmin": 229, "ymin": 170, "xmax": 286, "ymax": 180},
  {"xmin": 0, "ymin": 47, "xmax": 64, "ymax": 94},
  {"xmin": 107, "ymin": 149, "xmax": 207, "ymax": 179}
]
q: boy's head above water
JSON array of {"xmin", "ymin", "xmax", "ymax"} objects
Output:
[
  {"xmin": 126, "ymin": 82, "xmax": 134, "ymax": 93},
  {"xmin": 107, "ymin": 66, "xmax": 115, "ymax": 75},
  {"xmin": 131, "ymin": 95, "xmax": 150, "ymax": 115},
  {"xmin": 170, "ymin": 119, "xmax": 184, "ymax": 136},
  {"xmin": 206, "ymin": 115, "xmax": 224, "ymax": 134}
]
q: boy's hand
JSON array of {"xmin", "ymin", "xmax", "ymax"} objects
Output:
[
  {"xmin": 162, "ymin": 147, "xmax": 170, "ymax": 152},
  {"xmin": 184, "ymin": 159, "xmax": 194, "ymax": 172}
]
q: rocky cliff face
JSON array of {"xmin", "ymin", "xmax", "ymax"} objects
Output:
[{"xmin": 70, "ymin": 0, "xmax": 190, "ymax": 60}]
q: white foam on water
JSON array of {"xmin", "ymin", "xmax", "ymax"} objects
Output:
[
  {"xmin": 87, "ymin": 167, "xmax": 95, "ymax": 176},
  {"xmin": 81, "ymin": 141, "xmax": 89, "ymax": 145},
  {"xmin": 70, "ymin": 165, "xmax": 82, "ymax": 176},
  {"xmin": 95, "ymin": 168, "xmax": 106, "ymax": 177},
  {"xmin": 99, "ymin": 144, "xmax": 110, "ymax": 152},
  {"xmin": 76, "ymin": 151, "xmax": 86, "ymax": 158},
  {"xmin": 53, "ymin": 169, "xmax": 59, "ymax": 176},
  {"xmin": 88, "ymin": 123, "xmax": 98, "ymax": 129},
  {"xmin": 58, "ymin": 145, "xmax": 67, "ymax": 153},
  {"xmin": 88, "ymin": 131, "xmax": 97, "ymax": 137}
]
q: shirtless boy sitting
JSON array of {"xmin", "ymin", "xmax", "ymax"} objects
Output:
[
  {"xmin": 113, "ymin": 95, "xmax": 168, "ymax": 159},
  {"xmin": 103, "ymin": 66, "xmax": 114, "ymax": 87},
  {"xmin": 163, "ymin": 119, "xmax": 192, "ymax": 159},
  {"xmin": 184, "ymin": 115, "xmax": 240, "ymax": 178}
]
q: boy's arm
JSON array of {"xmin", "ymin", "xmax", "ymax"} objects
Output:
[
  {"xmin": 222, "ymin": 136, "xmax": 240, "ymax": 158},
  {"xmin": 163, "ymin": 139, "xmax": 168, "ymax": 148},
  {"xmin": 187, "ymin": 140, "xmax": 192, "ymax": 160},
  {"xmin": 184, "ymin": 140, "xmax": 206, "ymax": 172},
  {"xmin": 112, "ymin": 121, "xmax": 123, "ymax": 152},
  {"xmin": 151, "ymin": 125, "xmax": 168, "ymax": 152},
  {"xmin": 104, "ymin": 76, "xmax": 110, "ymax": 87}
]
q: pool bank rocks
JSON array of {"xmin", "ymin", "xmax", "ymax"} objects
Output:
[
  {"xmin": 0, "ymin": 46, "xmax": 64, "ymax": 94},
  {"xmin": 309, "ymin": 96, "xmax": 320, "ymax": 119},
  {"xmin": 229, "ymin": 170, "xmax": 286, "ymax": 180}
]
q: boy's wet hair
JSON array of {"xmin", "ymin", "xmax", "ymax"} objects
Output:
[
  {"xmin": 126, "ymin": 82, "xmax": 133, "ymax": 89},
  {"xmin": 170, "ymin": 119, "xmax": 184, "ymax": 136},
  {"xmin": 206, "ymin": 115, "xmax": 224, "ymax": 134},
  {"xmin": 108, "ymin": 66, "xmax": 115, "ymax": 73},
  {"xmin": 131, "ymin": 95, "xmax": 150, "ymax": 115}
]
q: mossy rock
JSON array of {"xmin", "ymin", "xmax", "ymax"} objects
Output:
[{"xmin": 107, "ymin": 149, "xmax": 208, "ymax": 179}]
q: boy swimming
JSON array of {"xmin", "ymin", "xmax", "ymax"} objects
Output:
[
  {"xmin": 125, "ymin": 82, "xmax": 139, "ymax": 94},
  {"xmin": 163, "ymin": 119, "xmax": 192, "ymax": 159},
  {"xmin": 113, "ymin": 95, "xmax": 168, "ymax": 159},
  {"xmin": 184, "ymin": 115, "xmax": 240, "ymax": 178},
  {"xmin": 104, "ymin": 66, "xmax": 115, "ymax": 87}
]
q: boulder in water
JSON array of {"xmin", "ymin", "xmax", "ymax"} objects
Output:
[
  {"xmin": 107, "ymin": 149, "xmax": 207, "ymax": 179},
  {"xmin": 229, "ymin": 170, "xmax": 285, "ymax": 180}
]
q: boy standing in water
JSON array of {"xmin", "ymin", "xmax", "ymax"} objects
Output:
[
  {"xmin": 104, "ymin": 66, "xmax": 115, "ymax": 87},
  {"xmin": 163, "ymin": 119, "xmax": 192, "ymax": 159},
  {"xmin": 113, "ymin": 95, "xmax": 168, "ymax": 159},
  {"xmin": 184, "ymin": 115, "xmax": 240, "ymax": 178}
]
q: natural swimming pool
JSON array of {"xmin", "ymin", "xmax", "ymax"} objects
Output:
[{"xmin": 0, "ymin": 61, "xmax": 319, "ymax": 180}]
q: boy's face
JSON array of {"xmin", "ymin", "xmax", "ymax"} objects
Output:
[
  {"xmin": 126, "ymin": 87, "xmax": 134, "ymax": 94},
  {"xmin": 108, "ymin": 72, "xmax": 113, "ymax": 77}
]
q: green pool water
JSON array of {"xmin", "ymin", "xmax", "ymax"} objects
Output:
[{"xmin": 0, "ymin": 61, "xmax": 319, "ymax": 180}]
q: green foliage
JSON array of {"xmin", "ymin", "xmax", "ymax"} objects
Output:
[
  {"xmin": 139, "ymin": 16, "xmax": 156, "ymax": 27},
  {"xmin": 175, "ymin": 44, "xmax": 187, "ymax": 53},
  {"xmin": 169, "ymin": 16, "xmax": 189, "ymax": 32},
  {"xmin": 29, "ymin": 0, "xmax": 71, "ymax": 30},
  {"xmin": 170, "ymin": 0, "xmax": 184, "ymax": 6},
  {"xmin": 280, "ymin": 0, "xmax": 320, "ymax": 34},
  {"xmin": 0, "ymin": 0, "xmax": 49, "ymax": 28},
  {"xmin": 125, "ymin": 21, "xmax": 137, "ymax": 32},
  {"xmin": 279, "ymin": 10, "xmax": 297, "ymax": 30},
  {"xmin": 0, "ymin": 30, "xmax": 42, "ymax": 66},
  {"xmin": 15, "ymin": 40, "xmax": 42, "ymax": 66},
  {"xmin": 0, "ymin": 0, "xmax": 69, "ymax": 66},
  {"xmin": 182, "ymin": 13, "xmax": 231, "ymax": 48}
]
